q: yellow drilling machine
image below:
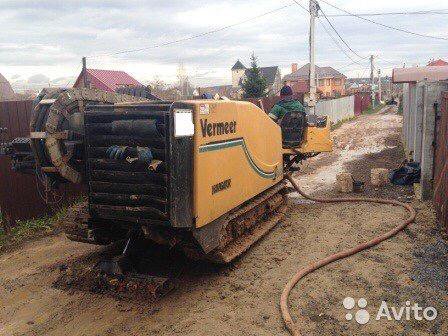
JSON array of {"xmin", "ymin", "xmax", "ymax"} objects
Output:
[{"xmin": 2, "ymin": 88, "xmax": 332, "ymax": 294}]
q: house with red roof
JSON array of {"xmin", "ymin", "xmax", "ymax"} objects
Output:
[
  {"xmin": 427, "ymin": 59, "xmax": 448, "ymax": 66},
  {"xmin": 73, "ymin": 68, "xmax": 142, "ymax": 92}
]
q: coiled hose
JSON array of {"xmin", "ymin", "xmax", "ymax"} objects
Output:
[{"xmin": 280, "ymin": 173, "xmax": 416, "ymax": 336}]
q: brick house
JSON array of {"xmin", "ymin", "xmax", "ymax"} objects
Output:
[{"xmin": 283, "ymin": 63, "xmax": 346, "ymax": 98}]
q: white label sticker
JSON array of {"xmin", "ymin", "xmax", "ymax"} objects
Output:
[
  {"xmin": 174, "ymin": 109, "xmax": 194, "ymax": 137},
  {"xmin": 199, "ymin": 104, "xmax": 210, "ymax": 115}
]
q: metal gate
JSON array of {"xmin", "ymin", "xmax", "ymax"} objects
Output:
[{"xmin": 0, "ymin": 100, "xmax": 83, "ymax": 230}]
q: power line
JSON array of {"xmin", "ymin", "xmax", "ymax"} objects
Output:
[
  {"xmin": 293, "ymin": 0, "xmax": 367, "ymax": 63},
  {"xmin": 317, "ymin": 17, "xmax": 362, "ymax": 64},
  {"xmin": 328, "ymin": 10, "xmax": 448, "ymax": 17},
  {"xmin": 290, "ymin": 1, "xmax": 448, "ymax": 18},
  {"xmin": 376, "ymin": 56, "xmax": 399, "ymax": 68},
  {"xmin": 294, "ymin": 1, "xmax": 404, "ymax": 74},
  {"xmin": 63, "ymin": 64, "xmax": 81, "ymax": 88},
  {"xmin": 319, "ymin": 7, "xmax": 365, "ymax": 60},
  {"xmin": 337, "ymin": 60, "xmax": 369, "ymax": 72},
  {"xmin": 320, "ymin": 0, "xmax": 448, "ymax": 41},
  {"xmin": 291, "ymin": 0, "xmax": 309, "ymax": 13},
  {"xmin": 292, "ymin": 0, "xmax": 359, "ymax": 63},
  {"xmin": 357, "ymin": 64, "xmax": 371, "ymax": 79},
  {"xmin": 87, "ymin": 3, "xmax": 296, "ymax": 59},
  {"xmin": 293, "ymin": 1, "xmax": 368, "ymax": 73}
]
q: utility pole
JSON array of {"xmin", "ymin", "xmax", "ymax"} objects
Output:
[
  {"xmin": 308, "ymin": 0, "xmax": 319, "ymax": 115},
  {"xmin": 370, "ymin": 55, "xmax": 375, "ymax": 108},
  {"xmin": 377, "ymin": 68, "xmax": 382, "ymax": 102},
  {"xmin": 389, "ymin": 78, "xmax": 393, "ymax": 99},
  {"xmin": 82, "ymin": 56, "xmax": 87, "ymax": 88}
]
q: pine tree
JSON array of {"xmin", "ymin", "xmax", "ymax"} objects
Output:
[{"xmin": 241, "ymin": 53, "xmax": 267, "ymax": 98}]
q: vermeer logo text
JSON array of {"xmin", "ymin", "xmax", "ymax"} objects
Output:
[{"xmin": 200, "ymin": 119, "xmax": 237, "ymax": 137}]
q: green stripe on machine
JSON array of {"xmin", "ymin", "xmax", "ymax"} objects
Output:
[{"xmin": 199, "ymin": 138, "xmax": 277, "ymax": 179}]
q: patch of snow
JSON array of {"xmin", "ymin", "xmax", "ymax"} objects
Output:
[{"xmin": 289, "ymin": 107, "xmax": 401, "ymax": 196}]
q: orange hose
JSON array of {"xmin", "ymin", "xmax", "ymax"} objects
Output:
[{"xmin": 281, "ymin": 173, "xmax": 416, "ymax": 336}]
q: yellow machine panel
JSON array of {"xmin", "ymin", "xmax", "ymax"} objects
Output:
[
  {"xmin": 300, "ymin": 125, "xmax": 332, "ymax": 153},
  {"xmin": 189, "ymin": 100, "xmax": 284, "ymax": 228},
  {"xmin": 283, "ymin": 123, "xmax": 332, "ymax": 155}
]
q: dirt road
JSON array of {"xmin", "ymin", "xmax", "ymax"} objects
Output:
[{"xmin": 1, "ymin": 107, "xmax": 446, "ymax": 336}]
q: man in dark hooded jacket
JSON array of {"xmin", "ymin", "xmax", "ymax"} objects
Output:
[{"xmin": 268, "ymin": 85, "xmax": 305, "ymax": 122}]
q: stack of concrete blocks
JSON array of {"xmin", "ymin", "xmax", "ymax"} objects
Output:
[
  {"xmin": 336, "ymin": 172, "xmax": 353, "ymax": 193},
  {"xmin": 371, "ymin": 168, "xmax": 389, "ymax": 187},
  {"xmin": 401, "ymin": 80, "xmax": 448, "ymax": 200}
]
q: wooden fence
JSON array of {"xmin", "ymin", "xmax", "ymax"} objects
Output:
[
  {"xmin": 434, "ymin": 92, "xmax": 448, "ymax": 234},
  {"xmin": 0, "ymin": 100, "xmax": 83, "ymax": 231}
]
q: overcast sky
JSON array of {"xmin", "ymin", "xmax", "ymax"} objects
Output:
[{"xmin": 1, "ymin": 0, "xmax": 447, "ymax": 91}]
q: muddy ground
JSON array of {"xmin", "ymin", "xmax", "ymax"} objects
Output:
[{"xmin": 1, "ymin": 107, "xmax": 446, "ymax": 336}]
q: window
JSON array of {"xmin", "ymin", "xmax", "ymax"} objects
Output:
[
  {"xmin": 334, "ymin": 78, "xmax": 342, "ymax": 86},
  {"xmin": 318, "ymin": 79, "xmax": 325, "ymax": 86}
]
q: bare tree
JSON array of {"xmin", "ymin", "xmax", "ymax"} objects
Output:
[{"xmin": 176, "ymin": 63, "xmax": 194, "ymax": 99}]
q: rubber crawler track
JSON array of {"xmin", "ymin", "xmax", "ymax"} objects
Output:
[{"xmin": 280, "ymin": 173, "xmax": 417, "ymax": 336}]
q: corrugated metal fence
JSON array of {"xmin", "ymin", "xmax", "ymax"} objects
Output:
[
  {"xmin": 245, "ymin": 93, "xmax": 304, "ymax": 112},
  {"xmin": 354, "ymin": 92, "xmax": 371, "ymax": 116},
  {"xmin": 0, "ymin": 100, "xmax": 83, "ymax": 231},
  {"xmin": 247, "ymin": 94, "xmax": 364, "ymax": 124},
  {"xmin": 434, "ymin": 92, "xmax": 448, "ymax": 234},
  {"xmin": 316, "ymin": 95, "xmax": 355, "ymax": 123}
]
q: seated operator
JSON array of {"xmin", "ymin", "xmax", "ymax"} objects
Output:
[{"xmin": 268, "ymin": 85, "xmax": 305, "ymax": 122}]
